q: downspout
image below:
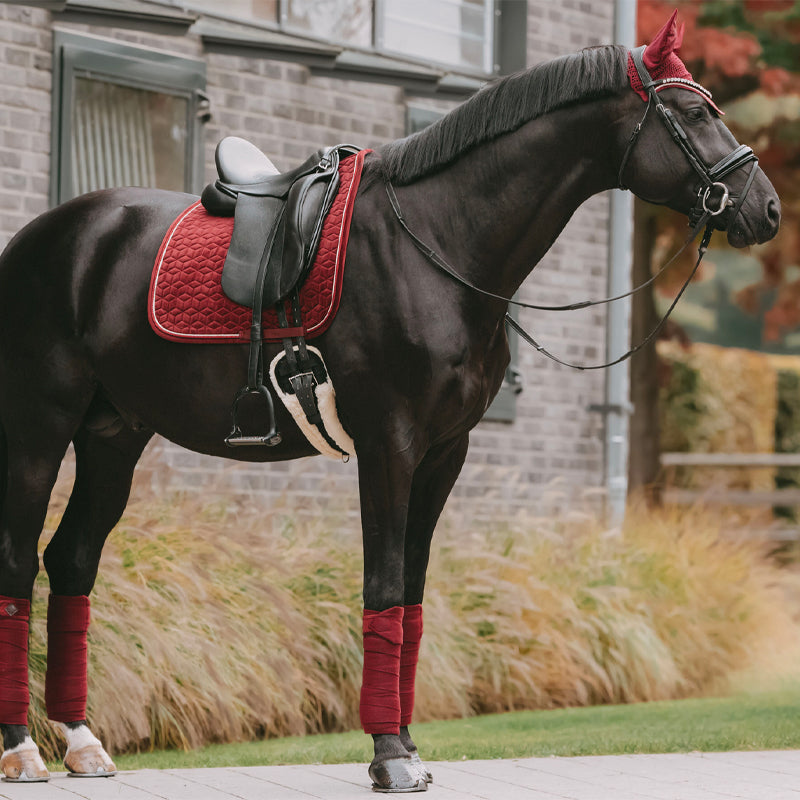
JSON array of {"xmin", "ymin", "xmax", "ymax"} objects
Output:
[{"xmin": 603, "ymin": 0, "xmax": 637, "ymax": 525}]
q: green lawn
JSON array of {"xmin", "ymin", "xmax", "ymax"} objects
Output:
[{"xmin": 99, "ymin": 687, "xmax": 800, "ymax": 771}]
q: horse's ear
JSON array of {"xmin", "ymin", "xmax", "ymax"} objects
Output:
[{"xmin": 643, "ymin": 9, "xmax": 684, "ymax": 70}]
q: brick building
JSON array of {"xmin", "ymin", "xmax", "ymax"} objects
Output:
[{"xmin": 0, "ymin": 0, "xmax": 628, "ymax": 520}]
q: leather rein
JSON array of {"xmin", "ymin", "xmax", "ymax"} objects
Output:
[{"xmin": 384, "ymin": 47, "xmax": 760, "ymax": 371}]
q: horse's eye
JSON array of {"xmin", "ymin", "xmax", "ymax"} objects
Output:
[{"xmin": 685, "ymin": 107, "xmax": 706, "ymax": 122}]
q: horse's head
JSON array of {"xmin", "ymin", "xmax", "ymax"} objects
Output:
[{"xmin": 616, "ymin": 10, "xmax": 780, "ymax": 248}]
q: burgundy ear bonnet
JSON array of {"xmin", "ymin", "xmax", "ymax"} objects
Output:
[{"xmin": 628, "ymin": 10, "xmax": 723, "ymax": 114}]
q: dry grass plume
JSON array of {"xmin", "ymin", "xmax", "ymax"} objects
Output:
[{"xmin": 25, "ymin": 468, "xmax": 800, "ymax": 760}]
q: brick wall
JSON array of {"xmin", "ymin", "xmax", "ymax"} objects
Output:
[
  {"xmin": 0, "ymin": 4, "xmax": 51, "ymax": 245},
  {"xmin": 0, "ymin": 0, "xmax": 618, "ymax": 522}
]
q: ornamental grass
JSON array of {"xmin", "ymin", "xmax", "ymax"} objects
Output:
[{"xmin": 25, "ymin": 465, "xmax": 800, "ymax": 761}]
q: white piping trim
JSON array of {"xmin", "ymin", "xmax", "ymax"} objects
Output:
[
  {"xmin": 306, "ymin": 153, "xmax": 360, "ymax": 336},
  {"xmin": 150, "ymin": 202, "xmax": 242, "ymax": 340}
]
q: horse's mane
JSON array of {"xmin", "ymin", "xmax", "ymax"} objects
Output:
[{"xmin": 378, "ymin": 45, "xmax": 629, "ymax": 185}]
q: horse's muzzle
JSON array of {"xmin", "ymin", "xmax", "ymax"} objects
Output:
[{"xmin": 726, "ymin": 195, "xmax": 781, "ymax": 248}]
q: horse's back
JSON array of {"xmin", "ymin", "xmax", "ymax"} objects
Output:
[{"xmin": 0, "ymin": 188, "xmax": 196, "ymax": 341}]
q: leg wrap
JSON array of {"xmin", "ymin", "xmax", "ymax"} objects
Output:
[
  {"xmin": 0, "ymin": 596, "xmax": 31, "ymax": 726},
  {"xmin": 45, "ymin": 594, "xmax": 90, "ymax": 723},
  {"xmin": 360, "ymin": 606, "xmax": 404, "ymax": 735},
  {"xmin": 399, "ymin": 604, "xmax": 423, "ymax": 727}
]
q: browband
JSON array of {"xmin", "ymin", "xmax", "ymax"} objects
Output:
[{"xmin": 630, "ymin": 45, "xmax": 721, "ymax": 113}]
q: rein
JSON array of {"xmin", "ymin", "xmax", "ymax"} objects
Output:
[
  {"xmin": 385, "ymin": 180, "xmax": 712, "ymax": 371},
  {"xmin": 384, "ymin": 49, "xmax": 759, "ymax": 372}
]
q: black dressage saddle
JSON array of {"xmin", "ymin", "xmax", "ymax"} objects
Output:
[
  {"xmin": 200, "ymin": 137, "xmax": 361, "ymax": 449},
  {"xmin": 201, "ymin": 136, "xmax": 361, "ymax": 308}
]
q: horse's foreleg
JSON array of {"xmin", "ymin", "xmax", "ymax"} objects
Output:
[
  {"xmin": 399, "ymin": 435, "xmax": 469, "ymax": 785},
  {"xmin": 356, "ymin": 441, "xmax": 427, "ymax": 793},
  {"xmin": 42, "ymin": 425, "xmax": 151, "ymax": 778}
]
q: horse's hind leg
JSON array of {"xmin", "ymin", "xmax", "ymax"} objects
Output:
[
  {"xmin": 0, "ymin": 387, "xmax": 92, "ymax": 781},
  {"xmin": 42, "ymin": 423, "xmax": 152, "ymax": 777}
]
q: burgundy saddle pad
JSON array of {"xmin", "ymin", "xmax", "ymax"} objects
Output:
[{"xmin": 148, "ymin": 149, "xmax": 367, "ymax": 343}]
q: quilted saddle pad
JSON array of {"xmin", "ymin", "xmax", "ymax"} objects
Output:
[{"xmin": 148, "ymin": 148, "xmax": 367, "ymax": 343}]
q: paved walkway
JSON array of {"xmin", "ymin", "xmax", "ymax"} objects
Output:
[{"xmin": 1, "ymin": 752, "xmax": 799, "ymax": 800}]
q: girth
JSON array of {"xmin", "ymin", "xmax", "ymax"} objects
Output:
[{"xmin": 200, "ymin": 137, "xmax": 361, "ymax": 449}]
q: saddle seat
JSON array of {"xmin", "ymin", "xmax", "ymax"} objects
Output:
[
  {"xmin": 216, "ymin": 136, "xmax": 279, "ymax": 184},
  {"xmin": 201, "ymin": 136, "xmax": 361, "ymax": 308}
]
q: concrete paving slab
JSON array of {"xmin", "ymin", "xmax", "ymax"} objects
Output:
[
  {"xmin": 443, "ymin": 759, "xmax": 661, "ymax": 800},
  {"xmin": 428, "ymin": 762, "xmax": 568, "ymax": 799},
  {"xmin": 0, "ymin": 752, "xmax": 799, "ymax": 800},
  {"xmin": 167, "ymin": 767, "xmax": 317, "ymax": 799}
]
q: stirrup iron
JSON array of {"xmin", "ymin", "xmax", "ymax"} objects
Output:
[{"xmin": 225, "ymin": 384, "xmax": 282, "ymax": 447}]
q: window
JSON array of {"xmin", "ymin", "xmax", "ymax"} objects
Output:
[
  {"xmin": 378, "ymin": 0, "xmax": 494, "ymax": 73},
  {"xmin": 284, "ymin": 0, "xmax": 372, "ymax": 48},
  {"xmin": 188, "ymin": 0, "xmax": 496, "ymax": 74},
  {"xmin": 406, "ymin": 105, "xmax": 521, "ymax": 422},
  {"xmin": 51, "ymin": 31, "xmax": 207, "ymax": 206},
  {"xmin": 406, "ymin": 106, "xmax": 445, "ymax": 135}
]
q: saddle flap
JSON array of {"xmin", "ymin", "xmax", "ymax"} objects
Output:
[
  {"xmin": 280, "ymin": 166, "xmax": 342, "ymax": 300},
  {"xmin": 221, "ymin": 194, "xmax": 284, "ymax": 307}
]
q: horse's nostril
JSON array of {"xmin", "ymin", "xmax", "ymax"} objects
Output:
[{"xmin": 767, "ymin": 198, "xmax": 781, "ymax": 230}]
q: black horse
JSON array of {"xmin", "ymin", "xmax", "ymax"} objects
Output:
[{"xmin": 0, "ymin": 20, "xmax": 780, "ymax": 793}]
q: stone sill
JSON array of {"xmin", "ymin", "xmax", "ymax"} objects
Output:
[
  {"xmin": 54, "ymin": 0, "xmax": 198, "ymax": 35},
  {"xmin": 48, "ymin": 0, "xmax": 487, "ymax": 97},
  {"xmin": 194, "ymin": 17, "xmax": 487, "ymax": 98}
]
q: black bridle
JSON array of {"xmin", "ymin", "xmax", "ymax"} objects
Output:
[
  {"xmin": 385, "ymin": 48, "xmax": 761, "ymax": 371},
  {"xmin": 620, "ymin": 46, "xmax": 759, "ymax": 234}
]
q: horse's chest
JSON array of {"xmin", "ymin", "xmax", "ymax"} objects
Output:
[{"xmin": 431, "ymin": 327, "xmax": 509, "ymax": 432}]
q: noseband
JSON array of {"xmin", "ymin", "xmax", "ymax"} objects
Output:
[{"xmin": 619, "ymin": 45, "xmax": 758, "ymax": 233}]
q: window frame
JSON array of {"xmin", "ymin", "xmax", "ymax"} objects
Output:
[
  {"xmin": 374, "ymin": 0, "xmax": 496, "ymax": 75},
  {"xmin": 50, "ymin": 30, "xmax": 207, "ymax": 207},
  {"xmin": 190, "ymin": 0, "xmax": 499, "ymax": 79}
]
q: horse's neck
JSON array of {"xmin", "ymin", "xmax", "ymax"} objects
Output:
[{"xmin": 403, "ymin": 99, "xmax": 620, "ymax": 302}]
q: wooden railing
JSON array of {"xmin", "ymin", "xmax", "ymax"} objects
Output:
[{"xmin": 660, "ymin": 452, "xmax": 800, "ymax": 507}]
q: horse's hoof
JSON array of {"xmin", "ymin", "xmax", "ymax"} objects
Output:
[
  {"xmin": 54, "ymin": 721, "xmax": 117, "ymax": 777},
  {"xmin": 64, "ymin": 745, "xmax": 117, "ymax": 777},
  {"xmin": 369, "ymin": 757, "xmax": 427, "ymax": 793},
  {"xmin": 0, "ymin": 737, "xmax": 50, "ymax": 782},
  {"xmin": 408, "ymin": 751, "xmax": 433, "ymax": 784}
]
